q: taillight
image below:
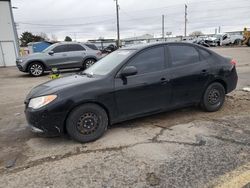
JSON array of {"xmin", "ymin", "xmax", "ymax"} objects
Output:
[
  {"xmin": 96, "ymin": 51, "xmax": 102, "ymax": 56},
  {"xmin": 231, "ymin": 59, "xmax": 237, "ymax": 66}
]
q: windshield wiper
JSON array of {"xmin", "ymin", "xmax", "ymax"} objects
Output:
[{"xmin": 79, "ymin": 72, "xmax": 93, "ymax": 78}]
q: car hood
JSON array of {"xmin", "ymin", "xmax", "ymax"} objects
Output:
[
  {"xmin": 26, "ymin": 74, "xmax": 100, "ymax": 100},
  {"xmin": 18, "ymin": 52, "xmax": 46, "ymax": 60},
  {"xmin": 205, "ymin": 37, "xmax": 218, "ymax": 41}
]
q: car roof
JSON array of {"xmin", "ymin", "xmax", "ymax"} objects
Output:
[
  {"xmin": 121, "ymin": 42, "xmax": 200, "ymax": 50},
  {"xmin": 121, "ymin": 42, "xmax": 215, "ymax": 55}
]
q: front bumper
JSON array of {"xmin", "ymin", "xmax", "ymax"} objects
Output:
[
  {"xmin": 16, "ymin": 60, "xmax": 26, "ymax": 72},
  {"xmin": 25, "ymin": 106, "xmax": 67, "ymax": 136}
]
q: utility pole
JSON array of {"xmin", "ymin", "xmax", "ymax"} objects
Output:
[
  {"xmin": 162, "ymin": 15, "xmax": 165, "ymax": 39},
  {"xmin": 184, "ymin": 4, "xmax": 187, "ymax": 37},
  {"xmin": 114, "ymin": 0, "xmax": 120, "ymax": 48},
  {"xmin": 218, "ymin": 26, "xmax": 221, "ymax": 33}
]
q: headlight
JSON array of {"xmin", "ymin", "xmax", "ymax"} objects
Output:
[
  {"xmin": 17, "ymin": 59, "xmax": 23, "ymax": 63},
  {"xmin": 28, "ymin": 95, "xmax": 57, "ymax": 109}
]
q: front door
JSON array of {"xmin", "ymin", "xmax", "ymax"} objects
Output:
[
  {"xmin": 45, "ymin": 44, "xmax": 69, "ymax": 69},
  {"xmin": 114, "ymin": 46, "xmax": 171, "ymax": 120}
]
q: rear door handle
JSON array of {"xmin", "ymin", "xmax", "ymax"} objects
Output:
[
  {"xmin": 200, "ymin": 69, "xmax": 209, "ymax": 76},
  {"xmin": 160, "ymin": 77, "xmax": 169, "ymax": 85}
]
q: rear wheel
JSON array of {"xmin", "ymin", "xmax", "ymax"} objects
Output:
[
  {"xmin": 28, "ymin": 62, "xmax": 44, "ymax": 77},
  {"xmin": 201, "ymin": 82, "xmax": 225, "ymax": 112},
  {"xmin": 84, "ymin": 58, "xmax": 96, "ymax": 69},
  {"xmin": 234, "ymin": 39, "xmax": 242, "ymax": 45},
  {"xmin": 247, "ymin": 39, "xmax": 250, "ymax": 47},
  {"xmin": 66, "ymin": 104, "xmax": 108, "ymax": 143}
]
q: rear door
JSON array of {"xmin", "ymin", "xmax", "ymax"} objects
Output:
[
  {"xmin": 114, "ymin": 46, "xmax": 172, "ymax": 120},
  {"xmin": 66, "ymin": 44, "xmax": 86, "ymax": 68},
  {"xmin": 167, "ymin": 44, "xmax": 211, "ymax": 106}
]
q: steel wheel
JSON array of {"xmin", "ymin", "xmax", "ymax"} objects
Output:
[
  {"xmin": 66, "ymin": 104, "xmax": 108, "ymax": 143},
  {"xmin": 208, "ymin": 88, "xmax": 220, "ymax": 105},
  {"xmin": 29, "ymin": 63, "xmax": 44, "ymax": 76},
  {"xmin": 201, "ymin": 82, "xmax": 225, "ymax": 112},
  {"xmin": 77, "ymin": 112, "xmax": 99, "ymax": 135}
]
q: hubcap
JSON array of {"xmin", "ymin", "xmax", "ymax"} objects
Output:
[
  {"xmin": 77, "ymin": 112, "xmax": 99, "ymax": 135},
  {"xmin": 208, "ymin": 88, "xmax": 220, "ymax": 105},
  {"xmin": 85, "ymin": 60, "xmax": 95, "ymax": 68},
  {"xmin": 30, "ymin": 64, "xmax": 43, "ymax": 76}
]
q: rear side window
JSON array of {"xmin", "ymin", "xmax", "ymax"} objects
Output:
[
  {"xmin": 53, "ymin": 45, "xmax": 68, "ymax": 53},
  {"xmin": 198, "ymin": 48, "xmax": 211, "ymax": 59},
  {"xmin": 85, "ymin": 44, "xmax": 98, "ymax": 50},
  {"xmin": 68, "ymin": 44, "xmax": 85, "ymax": 51},
  {"xmin": 127, "ymin": 46, "xmax": 165, "ymax": 74},
  {"xmin": 168, "ymin": 45, "xmax": 200, "ymax": 66}
]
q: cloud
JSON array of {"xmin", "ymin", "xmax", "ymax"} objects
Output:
[{"xmin": 12, "ymin": 0, "xmax": 250, "ymax": 41}]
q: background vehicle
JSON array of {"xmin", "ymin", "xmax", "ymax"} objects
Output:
[
  {"xmin": 243, "ymin": 28, "xmax": 250, "ymax": 46},
  {"xmin": 16, "ymin": 42, "xmax": 102, "ymax": 76},
  {"xmin": 101, "ymin": 44, "xmax": 118, "ymax": 54},
  {"xmin": 25, "ymin": 42, "xmax": 238, "ymax": 143},
  {"xmin": 207, "ymin": 33, "xmax": 243, "ymax": 46}
]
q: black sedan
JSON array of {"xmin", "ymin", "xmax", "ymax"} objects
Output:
[{"xmin": 25, "ymin": 42, "xmax": 238, "ymax": 143}]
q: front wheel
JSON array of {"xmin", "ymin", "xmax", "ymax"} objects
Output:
[
  {"xmin": 28, "ymin": 62, "xmax": 44, "ymax": 77},
  {"xmin": 201, "ymin": 82, "xmax": 225, "ymax": 112},
  {"xmin": 66, "ymin": 104, "xmax": 108, "ymax": 143}
]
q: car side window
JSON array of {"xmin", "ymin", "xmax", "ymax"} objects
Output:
[
  {"xmin": 198, "ymin": 48, "xmax": 211, "ymax": 59},
  {"xmin": 53, "ymin": 45, "xmax": 68, "ymax": 53},
  {"xmin": 68, "ymin": 44, "xmax": 85, "ymax": 52},
  {"xmin": 126, "ymin": 46, "xmax": 165, "ymax": 74},
  {"xmin": 168, "ymin": 45, "xmax": 200, "ymax": 66},
  {"xmin": 85, "ymin": 44, "xmax": 98, "ymax": 50}
]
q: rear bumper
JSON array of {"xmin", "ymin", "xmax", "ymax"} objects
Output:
[{"xmin": 225, "ymin": 66, "xmax": 238, "ymax": 93}]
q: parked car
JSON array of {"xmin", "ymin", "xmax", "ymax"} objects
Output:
[
  {"xmin": 205, "ymin": 33, "xmax": 243, "ymax": 46},
  {"xmin": 16, "ymin": 42, "xmax": 102, "ymax": 76},
  {"xmin": 25, "ymin": 42, "xmax": 238, "ymax": 143},
  {"xmin": 101, "ymin": 44, "xmax": 118, "ymax": 54}
]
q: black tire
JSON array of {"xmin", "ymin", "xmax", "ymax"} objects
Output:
[
  {"xmin": 234, "ymin": 39, "xmax": 242, "ymax": 45},
  {"xmin": 28, "ymin": 62, "xmax": 44, "ymax": 77},
  {"xmin": 83, "ymin": 58, "xmax": 96, "ymax": 69},
  {"xmin": 66, "ymin": 104, "xmax": 108, "ymax": 143},
  {"xmin": 201, "ymin": 82, "xmax": 225, "ymax": 112},
  {"xmin": 247, "ymin": 39, "xmax": 250, "ymax": 47}
]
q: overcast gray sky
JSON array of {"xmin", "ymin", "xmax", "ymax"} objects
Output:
[{"xmin": 12, "ymin": 0, "xmax": 250, "ymax": 41}]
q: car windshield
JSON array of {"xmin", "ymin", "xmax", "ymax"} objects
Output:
[{"xmin": 83, "ymin": 49, "xmax": 135, "ymax": 76}]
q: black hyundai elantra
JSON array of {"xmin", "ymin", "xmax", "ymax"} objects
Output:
[{"xmin": 25, "ymin": 42, "xmax": 238, "ymax": 143}]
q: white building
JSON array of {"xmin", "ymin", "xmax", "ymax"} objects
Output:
[{"xmin": 0, "ymin": 0, "xmax": 19, "ymax": 67}]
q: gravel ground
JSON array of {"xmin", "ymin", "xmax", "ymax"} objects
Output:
[{"xmin": 0, "ymin": 47, "xmax": 250, "ymax": 187}]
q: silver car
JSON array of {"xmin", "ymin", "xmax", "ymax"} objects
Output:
[{"xmin": 16, "ymin": 42, "xmax": 102, "ymax": 76}]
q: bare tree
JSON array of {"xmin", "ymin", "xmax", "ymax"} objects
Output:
[
  {"xmin": 51, "ymin": 34, "xmax": 58, "ymax": 42},
  {"xmin": 39, "ymin": 32, "xmax": 49, "ymax": 41},
  {"xmin": 189, "ymin": 31, "xmax": 204, "ymax": 37}
]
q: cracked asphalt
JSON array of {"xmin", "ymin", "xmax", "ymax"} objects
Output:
[{"xmin": 0, "ymin": 47, "xmax": 250, "ymax": 187}]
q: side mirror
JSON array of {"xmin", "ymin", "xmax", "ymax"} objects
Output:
[
  {"xmin": 120, "ymin": 66, "xmax": 137, "ymax": 77},
  {"xmin": 48, "ymin": 51, "xmax": 54, "ymax": 55}
]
